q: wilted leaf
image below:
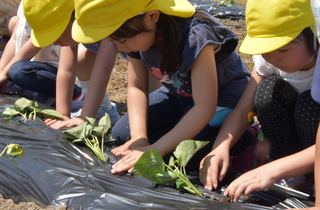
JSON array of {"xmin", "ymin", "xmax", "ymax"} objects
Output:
[{"xmin": 6, "ymin": 144, "xmax": 23, "ymax": 156}]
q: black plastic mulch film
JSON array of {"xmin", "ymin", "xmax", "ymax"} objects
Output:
[{"xmin": 0, "ymin": 1, "xmax": 315, "ymax": 209}]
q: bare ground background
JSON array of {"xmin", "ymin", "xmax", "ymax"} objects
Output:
[{"xmin": 0, "ymin": 17, "xmax": 252, "ymax": 210}]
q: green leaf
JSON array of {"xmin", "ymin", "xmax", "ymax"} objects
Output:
[
  {"xmin": 13, "ymin": 98, "xmax": 33, "ymax": 112},
  {"xmin": 98, "ymin": 114, "xmax": 111, "ymax": 128},
  {"xmin": 132, "ymin": 150, "xmax": 165, "ymax": 179},
  {"xmin": 85, "ymin": 117, "xmax": 96, "ymax": 126},
  {"xmin": 2, "ymin": 108, "xmax": 20, "ymax": 119},
  {"xmin": 174, "ymin": 140, "xmax": 209, "ymax": 166},
  {"xmin": 257, "ymin": 131, "xmax": 264, "ymax": 142},
  {"xmin": 81, "ymin": 122, "xmax": 93, "ymax": 138},
  {"xmin": 63, "ymin": 122, "xmax": 88, "ymax": 139},
  {"xmin": 40, "ymin": 109, "xmax": 63, "ymax": 119},
  {"xmin": 153, "ymin": 171, "xmax": 177, "ymax": 185},
  {"xmin": 168, "ymin": 155, "xmax": 176, "ymax": 166},
  {"xmin": 6, "ymin": 144, "xmax": 23, "ymax": 156},
  {"xmin": 94, "ymin": 114, "xmax": 112, "ymax": 136},
  {"xmin": 93, "ymin": 125, "xmax": 105, "ymax": 137}
]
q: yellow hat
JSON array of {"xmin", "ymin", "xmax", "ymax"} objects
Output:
[
  {"xmin": 240, "ymin": 0, "xmax": 315, "ymax": 55},
  {"xmin": 23, "ymin": 0, "xmax": 74, "ymax": 47},
  {"xmin": 72, "ymin": 0, "xmax": 195, "ymax": 44}
]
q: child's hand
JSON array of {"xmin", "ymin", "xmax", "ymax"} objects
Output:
[
  {"xmin": 44, "ymin": 116, "xmax": 69, "ymax": 127},
  {"xmin": 224, "ymin": 165, "xmax": 277, "ymax": 202},
  {"xmin": 111, "ymin": 145, "xmax": 151, "ymax": 174},
  {"xmin": 0, "ymin": 72, "xmax": 9, "ymax": 93},
  {"xmin": 199, "ymin": 148, "xmax": 230, "ymax": 191},
  {"xmin": 44, "ymin": 116, "xmax": 86, "ymax": 129},
  {"xmin": 111, "ymin": 138, "xmax": 149, "ymax": 157}
]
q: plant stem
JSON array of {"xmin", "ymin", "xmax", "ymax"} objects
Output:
[
  {"xmin": 165, "ymin": 164, "xmax": 203, "ymax": 197},
  {"xmin": 0, "ymin": 145, "xmax": 8, "ymax": 157}
]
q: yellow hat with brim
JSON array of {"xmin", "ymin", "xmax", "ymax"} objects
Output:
[
  {"xmin": 72, "ymin": 0, "xmax": 195, "ymax": 44},
  {"xmin": 23, "ymin": 0, "xmax": 74, "ymax": 47},
  {"xmin": 240, "ymin": 0, "xmax": 315, "ymax": 55}
]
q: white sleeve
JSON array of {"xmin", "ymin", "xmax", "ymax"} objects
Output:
[{"xmin": 253, "ymin": 54, "xmax": 277, "ymax": 77}]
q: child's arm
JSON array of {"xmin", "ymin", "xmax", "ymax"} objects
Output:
[
  {"xmin": 111, "ymin": 45, "xmax": 218, "ymax": 173},
  {"xmin": 47, "ymin": 40, "xmax": 117, "ymax": 129},
  {"xmin": 56, "ymin": 46, "xmax": 78, "ymax": 117},
  {"xmin": 0, "ymin": 18, "xmax": 40, "ymax": 92},
  {"xmin": 44, "ymin": 45, "xmax": 78, "ymax": 123},
  {"xmin": 224, "ymin": 145, "xmax": 315, "ymax": 202},
  {"xmin": 199, "ymin": 69, "xmax": 266, "ymax": 190},
  {"xmin": 80, "ymin": 40, "xmax": 117, "ymax": 117}
]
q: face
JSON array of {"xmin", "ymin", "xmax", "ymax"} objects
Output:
[
  {"xmin": 107, "ymin": 11, "xmax": 159, "ymax": 52},
  {"xmin": 53, "ymin": 21, "xmax": 78, "ymax": 47},
  {"xmin": 261, "ymin": 35, "xmax": 315, "ymax": 72},
  {"xmin": 108, "ymin": 31, "xmax": 156, "ymax": 52}
]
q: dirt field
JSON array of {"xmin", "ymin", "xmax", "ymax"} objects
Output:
[{"xmin": 0, "ymin": 17, "xmax": 251, "ymax": 210}]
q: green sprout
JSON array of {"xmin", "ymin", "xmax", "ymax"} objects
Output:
[
  {"xmin": 2, "ymin": 97, "xmax": 63, "ymax": 120},
  {"xmin": 0, "ymin": 143, "xmax": 23, "ymax": 157},
  {"xmin": 63, "ymin": 114, "xmax": 115, "ymax": 161},
  {"xmin": 132, "ymin": 140, "xmax": 209, "ymax": 196}
]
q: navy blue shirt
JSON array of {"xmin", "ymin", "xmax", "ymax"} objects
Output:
[{"xmin": 127, "ymin": 12, "xmax": 250, "ymax": 108}]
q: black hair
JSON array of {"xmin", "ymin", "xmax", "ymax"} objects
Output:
[
  {"xmin": 302, "ymin": 27, "xmax": 318, "ymax": 56},
  {"xmin": 109, "ymin": 9, "xmax": 218, "ymax": 74}
]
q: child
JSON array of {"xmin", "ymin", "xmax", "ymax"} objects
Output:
[
  {"xmin": 0, "ymin": 2, "xmax": 83, "ymax": 106},
  {"xmin": 300, "ymin": 0, "xmax": 320, "ymax": 209},
  {"xmin": 201, "ymin": 0, "xmax": 320, "ymax": 202},
  {"xmin": 72, "ymin": 0, "xmax": 253, "ymax": 174},
  {"xmin": 0, "ymin": 0, "xmax": 20, "ymax": 52},
  {"xmin": 22, "ymin": 0, "xmax": 120, "ymax": 127}
]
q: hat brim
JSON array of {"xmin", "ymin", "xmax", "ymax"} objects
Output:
[
  {"xmin": 72, "ymin": 21, "xmax": 125, "ymax": 44},
  {"xmin": 239, "ymin": 33, "xmax": 298, "ymax": 55},
  {"xmin": 72, "ymin": 0, "xmax": 195, "ymax": 44},
  {"xmin": 31, "ymin": 17, "xmax": 70, "ymax": 47}
]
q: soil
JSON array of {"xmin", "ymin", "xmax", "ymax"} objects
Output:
[{"xmin": 0, "ymin": 17, "xmax": 250, "ymax": 210}]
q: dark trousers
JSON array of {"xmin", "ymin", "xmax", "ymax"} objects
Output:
[
  {"xmin": 254, "ymin": 76, "xmax": 320, "ymax": 160},
  {"xmin": 8, "ymin": 60, "xmax": 82, "ymax": 98}
]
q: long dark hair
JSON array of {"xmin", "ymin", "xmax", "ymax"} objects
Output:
[{"xmin": 109, "ymin": 10, "xmax": 216, "ymax": 74}]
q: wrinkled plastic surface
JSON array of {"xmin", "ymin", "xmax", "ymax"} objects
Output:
[
  {"xmin": 0, "ymin": 3, "xmax": 312, "ymax": 209},
  {"xmin": 190, "ymin": 0, "xmax": 246, "ymax": 19},
  {"xmin": 0, "ymin": 94, "xmax": 276, "ymax": 209}
]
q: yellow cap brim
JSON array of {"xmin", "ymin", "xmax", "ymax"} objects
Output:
[
  {"xmin": 72, "ymin": 0, "xmax": 195, "ymax": 44},
  {"xmin": 31, "ymin": 17, "xmax": 70, "ymax": 47},
  {"xmin": 72, "ymin": 21, "xmax": 125, "ymax": 44},
  {"xmin": 239, "ymin": 33, "xmax": 298, "ymax": 55}
]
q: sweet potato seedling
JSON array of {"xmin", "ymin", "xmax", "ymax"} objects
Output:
[
  {"xmin": 0, "ymin": 143, "xmax": 23, "ymax": 157},
  {"xmin": 132, "ymin": 140, "xmax": 209, "ymax": 197},
  {"xmin": 63, "ymin": 114, "xmax": 115, "ymax": 161},
  {"xmin": 2, "ymin": 97, "xmax": 63, "ymax": 120}
]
